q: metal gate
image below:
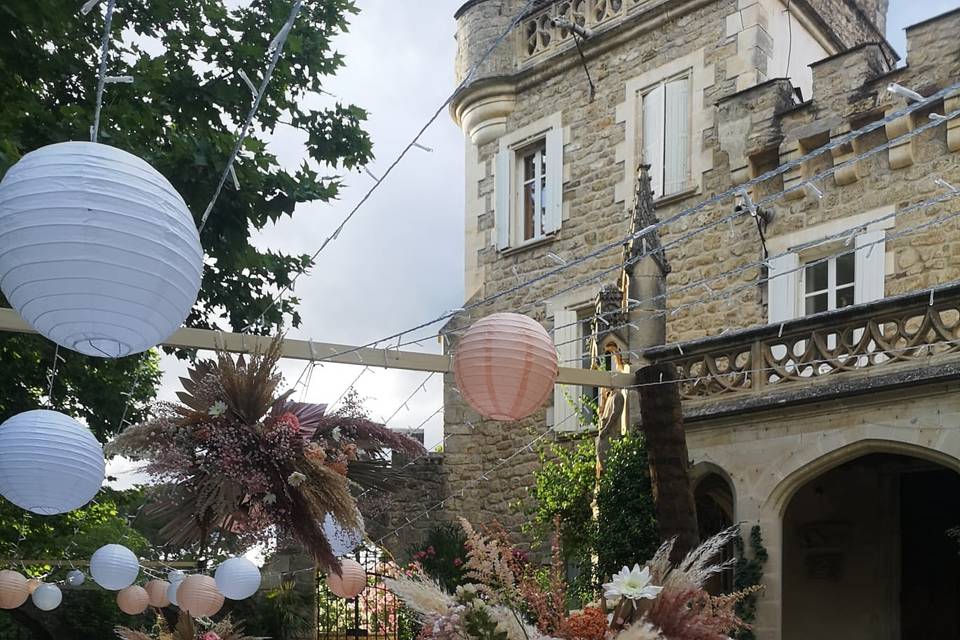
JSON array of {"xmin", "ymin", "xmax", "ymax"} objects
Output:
[{"xmin": 317, "ymin": 545, "xmax": 413, "ymax": 640}]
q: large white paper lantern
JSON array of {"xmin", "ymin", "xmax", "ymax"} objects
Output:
[
  {"xmin": 31, "ymin": 584, "xmax": 62, "ymax": 611},
  {"xmin": 323, "ymin": 512, "xmax": 364, "ymax": 558},
  {"xmin": 214, "ymin": 557, "xmax": 261, "ymax": 600},
  {"xmin": 0, "ymin": 410, "xmax": 104, "ymax": 514},
  {"xmin": 90, "ymin": 544, "xmax": 139, "ymax": 591},
  {"xmin": 0, "ymin": 141, "xmax": 203, "ymax": 358}
]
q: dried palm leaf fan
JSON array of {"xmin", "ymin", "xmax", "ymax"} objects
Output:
[{"xmin": 108, "ymin": 337, "xmax": 424, "ymax": 571}]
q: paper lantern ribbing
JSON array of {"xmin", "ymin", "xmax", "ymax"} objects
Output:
[
  {"xmin": 326, "ymin": 559, "xmax": 366, "ymax": 599},
  {"xmin": 214, "ymin": 558, "xmax": 261, "ymax": 600},
  {"xmin": 0, "ymin": 571, "xmax": 28, "ymax": 609},
  {"xmin": 323, "ymin": 512, "xmax": 365, "ymax": 558},
  {"xmin": 145, "ymin": 579, "xmax": 171, "ymax": 608},
  {"xmin": 0, "ymin": 141, "xmax": 203, "ymax": 358},
  {"xmin": 453, "ymin": 313, "xmax": 559, "ymax": 421},
  {"xmin": 90, "ymin": 544, "xmax": 140, "ymax": 591},
  {"xmin": 117, "ymin": 585, "xmax": 150, "ymax": 615},
  {"xmin": 177, "ymin": 575, "xmax": 224, "ymax": 617},
  {"xmin": 0, "ymin": 410, "xmax": 105, "ymax": 515},
  {"xmin": 167, "ymin": 580, "xmax": 181, "ymax": 607},
  {"xmin": 66, "ymin": 570, "xmax": 85, "ymax": 587},
  {"xmin": 31, "ymin": 584, "xmax": 62, "ymax": 611}
]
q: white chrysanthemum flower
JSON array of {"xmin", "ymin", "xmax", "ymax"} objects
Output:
[
  {"xmin": 603, "ymin": 564, "xmax": 662, "ymax": 602},
  {"xmin": 208, "ymin": 400, "xmax": 227, "ymax": 417},
  {"xmin": 287, "ymin": 471, "xmax": 307, "ymax": 487},
  {"xmin": 262, "ymin": 492, "xmax": 277, "ymax": 505}
]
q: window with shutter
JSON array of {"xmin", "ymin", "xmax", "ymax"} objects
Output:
[
  {"xmin": 552, "ymin": 309, "xmax": 579, "ymax": 432},
  {"xmin": 492, "ymin": 113, "xmax": 564, "ymax": 251},
  {"xmin": 641, "ymin": 75, "xmax": 691, "ymax": 199}
]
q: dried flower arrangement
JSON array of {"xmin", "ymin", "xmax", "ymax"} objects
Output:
[
  {"xmin": 386, "ymin": 519, "xmax": 758, "ymax": 640},
  {"xmin": 115, "ymin": 611, "xmax": 262, "ymax": 640},
  {"xmin": 107, "ymin": 339, "xmax": 424, "ymax": 570}
]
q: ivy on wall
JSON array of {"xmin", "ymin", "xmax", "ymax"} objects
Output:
[{"xmin": 732, "ymin": 525, "xmax": 768, "ymax": 640}]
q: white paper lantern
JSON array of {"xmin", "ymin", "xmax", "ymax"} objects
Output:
[
  {"xmin": 65, "ymin": 570, "xmax": 85, "ymax": 587},
  {"xmin": 323, "ymin": 512, "xmax": 365, "ymax": 558},
  {"xmin": 31, "ymin": 584, "xmax": 62, "ymax": 611},
  {"xmin": 0, "ymin": 410, "xmax": 104, "ymax": 515},
  {"xmin": 214, "ymin": 558, "xmax": 261, "ymax": 600},
  {"xmin": 167, "ymin": 579, "xmax": 181, "ymax": 607},
  {"xmin": 90, "ymin": 544, "xmax": 139, "ymax": 591},
  {"xmin": 0, "ymin": 141, "xmax": 203, "ymax": 358},
  {"xmin": 167, "ymin": 569, "xmax": 186, "ymax": 585}
]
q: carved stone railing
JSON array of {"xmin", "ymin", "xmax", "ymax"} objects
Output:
[
  {"xmin": 644, "ymin": 285, "xmax": 960, "ymax": 409},
  {"xmin": 520, "ymin": 0, "xmax": 653, "ymax": 61}
]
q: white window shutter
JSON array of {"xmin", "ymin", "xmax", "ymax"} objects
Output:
[
  {"xmin": 552, "ymin": 309, "xmax": 579, "ymax": 432},
  {"xmin": 854, "ymin": 230, "xmax": 886, "ymax": 304},
  {"xmin": 494, "ymin": 148, "xmax": 510, "ymax": 251},
  {"xmin": 768, "ymin": 252, "xmax": 799, "ymax": 323},
  {"xmin": 544, "ymin": 126, "xmax": 564, "ymax": 234},
  {"xmin": 663, "ymin": 78, "xmax": 690, "ymax": 196},
  {"xmin": 642, "ymin": 84, "xmax": 664, "ymax": 198}
]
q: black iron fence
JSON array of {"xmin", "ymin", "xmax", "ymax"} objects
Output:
[{"xmin": 317, "ymin": 545, "xmax": 414, "ymax": 640}]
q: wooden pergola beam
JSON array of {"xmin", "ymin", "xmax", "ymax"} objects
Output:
[{"xmin": 0, "ymin": 308, "xmax": 635, "ymax": 389}]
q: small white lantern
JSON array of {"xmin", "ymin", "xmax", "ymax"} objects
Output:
[
  {"xmin": 0, "ymin": 141, "xmax": 203, "ymax": 358},
  {"xmin": 31, "ymin": 584, "xmax": 62, "ymax": 611},
  {"xmin": 90, "ymin": 544, "xmax": 139, "ymax": 591},
  {"xmin": 214, "ymin": 557, "xmax": 261, "ymax": 600},
  {"xmin": 323, "ymin": 512, "xmax": 364, "ymax": 558},
  {"xmin": 0, "ymin": 410, "xmax": 104, "ymax": 514},
  {"xmin": 167, "ymin": 569, "xmax": 185, "ymax": 584},
  {"xmin": 65, "ymin": 570, "xmax": 85, "ymax": 587},
  {"xmin": 167, "ymin": 579, "xmax": 181, "ymax": 607}
]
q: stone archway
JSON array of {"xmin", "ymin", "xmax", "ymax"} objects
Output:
[
  {"xmin": 779, "ymin": 451, "xmax": 960, "ymax": 640},
  {"xmin": 692, "ymin": 468, "xmax": 736, "ymax": 594}
]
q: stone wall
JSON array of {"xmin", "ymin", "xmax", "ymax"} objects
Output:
[{"xmin": 367, "ymin": 452, "xmax": 448, "ymax": 562}]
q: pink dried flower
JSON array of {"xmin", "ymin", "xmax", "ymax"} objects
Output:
[{"xmin": 201, "ymin": 632, "xmax": 221, "ymax": 640}]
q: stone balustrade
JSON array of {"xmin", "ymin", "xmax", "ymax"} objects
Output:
[{"xmin": 645, "ymin": 284, "xmax": 960, "ymax": 416}]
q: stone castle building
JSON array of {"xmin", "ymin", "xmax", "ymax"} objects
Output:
[{"xmin": 380, "ymin": 2, "xmax": 960, "ymax": 639}]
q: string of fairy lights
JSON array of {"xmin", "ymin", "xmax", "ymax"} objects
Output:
[
  {"xmin": 6, "ymin": 0, "xmax": 959, "ymax": 596},
  {"xmin": 270, "ymin": 91, "xmax": 960, "ymax": 371}
]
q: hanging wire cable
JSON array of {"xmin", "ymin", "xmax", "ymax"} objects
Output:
[
  {"xmin": 269, "ymin": 95, "xmax": 960, "ymax": 364},
  {"xmin": 198, "ymin": 0, "xmax": 304, "ymax": 231},
  {"xmin": 243, "ymin": 0, "xmax": 543, "ymax": 331},
  {"xmin": 89, "ymin": 0, "xmax": 116, "ymax": 142}
]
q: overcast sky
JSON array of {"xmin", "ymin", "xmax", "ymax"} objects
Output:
[{"xmin": 111, "ymin": 0, "xmax": 957, "ymax": 486}]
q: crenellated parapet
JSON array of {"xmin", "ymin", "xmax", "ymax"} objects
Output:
[{"xmin": 715, "ymin": 8, "xmax": 960, "ymax": 198}]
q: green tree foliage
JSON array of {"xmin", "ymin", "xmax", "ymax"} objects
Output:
[
  {"xmin": 0, "ymin": 0, "xmax": 372, "ymax": 335},
  {"xmin": 594, "ymin": 435, "xmax": 660, "ymax": 580},
  {"xmin": 524, "ymin": 434, "xmax": 659, "ymax": 602}
]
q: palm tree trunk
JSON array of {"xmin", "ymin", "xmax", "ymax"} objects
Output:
[{"xmin": 637, "ymin": 361, "xmax": 699, "ymax": 561}]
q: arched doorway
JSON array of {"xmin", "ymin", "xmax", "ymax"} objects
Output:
[
  {"xmin": 782, "ymin": 453, "xmax": 960, "ymax": 640},
  {"xmin": 694, "ymin": 471, "xmax": 735, "ymax": 593}
]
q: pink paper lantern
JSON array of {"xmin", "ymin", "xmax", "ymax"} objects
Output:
[
  {"xmin": 144, "ymin": 579, "xmax": 171, "ymax": 608},
  {"xmin": 117, "ymin": 585, "xmax": 150, "ymax": 615},
  {"xmin": 0, "ymin": 570, "xmax": 28, "ymax": 609},
  {"xmin": 326, "ymin": 559, "xmax": 366, "ymax": 599},
  {"xmin": 177, "ymin": 575, "xmax": 224, "ymax": 617},
  {"xmin": 453, "ymin": 313, "xmax": 559, "ymax": 421}
]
